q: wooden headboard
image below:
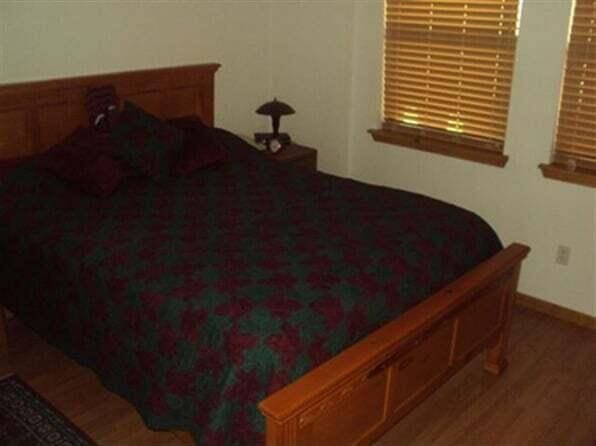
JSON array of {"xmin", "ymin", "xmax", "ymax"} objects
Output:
[{"xmin": 0, "ymin": 63, "xmax": 220, "ymax": 160}]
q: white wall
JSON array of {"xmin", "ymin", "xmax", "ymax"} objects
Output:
[
  {"xmin": 270, "ymin": 1, "xmax": 355, "ymax": 175},
  {"xmin": 0, "ymin": 0, "xmax": 272, "ymax": 136},
  {"xmin": 2, "ymin": 0, "xmax": 594, "ymax": 316}
]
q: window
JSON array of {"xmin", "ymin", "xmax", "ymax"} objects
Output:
[
  {"xmin": 541, "ymin": 0, "xmax": 596, "ymax": 188},
  {"xmin": 370, "ymin": 0, "xmax": 521, "ymax": 167}
]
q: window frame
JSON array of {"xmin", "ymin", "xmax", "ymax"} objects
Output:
[
  {"xmin": 370, "ymin": 0, "xmax": 522, "ymax": 168},
  {"xmin": 540, "ymin": 0, "xmax": 596, "ymax": 188}
]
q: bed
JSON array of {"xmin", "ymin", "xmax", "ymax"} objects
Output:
[{"xmin": 0, "ymin": 64, "xmax": 529, "ymax": 446}]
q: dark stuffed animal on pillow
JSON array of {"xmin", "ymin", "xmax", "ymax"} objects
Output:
[{"xmin": 85, "ymin": 85, "xmax": 120, "ymax": 130}]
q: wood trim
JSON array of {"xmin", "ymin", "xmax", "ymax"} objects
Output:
[
  {"xmin": 382, "ymin": 121, "xmax": 504, "ymax": 152},
  {"xmin": 259, "ymin": 243, "xmax": 529, "ymax": 446},
  {"xmin": 539, "ymin": 163, "xmax": 596, "ymax": 188},
  {"xmin": 552, "ymin": 153, "xmax": 596, "ymax": 174},
  {"xmin": 369, "ymin": 128, "xmax": 509, "ymax": 167},
  {"xmin": 516, "ymin": 292, "xmax": 596, "ymax": 331}
]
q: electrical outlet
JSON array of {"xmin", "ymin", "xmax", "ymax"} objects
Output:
[{"xmin": 555, "ymin": 245, "xmax": 571, "ymax": 266}]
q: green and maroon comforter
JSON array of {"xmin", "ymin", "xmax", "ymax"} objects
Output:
[{"xmin": 0, "ymin": 130, "xmax": 501, "ymax": 445}]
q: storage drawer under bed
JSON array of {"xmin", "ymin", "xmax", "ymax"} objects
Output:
[
  {"xmin": 387, "ymin": 319, "xmax": 454, "ymax": 417},
  {"xmin": 295, "ymin": 366, "xmax": 389, "ymax": 446}
]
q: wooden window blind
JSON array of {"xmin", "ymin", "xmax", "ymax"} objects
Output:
[
  {"xmin": 380, "ymin": 0, "xmax": 520, "ymax": 162},
  {"xmin": 552, "ymin": 0, "xmax": 596, "ymax": 171}
]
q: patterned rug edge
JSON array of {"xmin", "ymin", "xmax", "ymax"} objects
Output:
[{"xmin": 0, "ymin": 373, "xmax": 98, "ymax": 446}]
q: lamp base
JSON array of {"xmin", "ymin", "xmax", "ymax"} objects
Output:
[{"xmin": 254, "ymin": 132, "xmax": 292, "ymax": 146}]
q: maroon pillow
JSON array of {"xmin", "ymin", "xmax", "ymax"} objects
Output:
[
  {"xmin": 167, "ymin": 116, "xmax": 228, "ymax": 175},
  {"xmin": 38, "ymin": 127, "xmax": 131, "ymax": 197}
]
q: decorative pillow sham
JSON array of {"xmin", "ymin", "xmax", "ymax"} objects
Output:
[
  {"xmin": 110, "ymin": 101, "xmax": 184, "ymax": 182},
  {"xmin": 167, "ymin": 116, "xmax": 228, "ymax": 175},
  {"xmin": 38, "ymin": 127, "xmax": 131, "ymax": 197}
]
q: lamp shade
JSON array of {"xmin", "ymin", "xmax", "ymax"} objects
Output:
[
  {"xmin": 255, "ymin": 98, "xmax": 295, "ymax": 138},
  {"xmin": 256, "ymin": 98, "xmax": 295, "ymax": 117}
]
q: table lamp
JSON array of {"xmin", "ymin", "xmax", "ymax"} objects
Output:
[{"xmin": 254, "ymin": 98, "xmax": 295, "ymax": 152}]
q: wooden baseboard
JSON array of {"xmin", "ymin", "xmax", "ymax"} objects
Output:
[{"xmin": 515, "ymin": 293, "xmax": 596, "ymax": 331}]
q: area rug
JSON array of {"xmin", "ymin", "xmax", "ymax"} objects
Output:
[{"xmin": 0, "ymin": 374, "xmax": 96, "ymax": 446}]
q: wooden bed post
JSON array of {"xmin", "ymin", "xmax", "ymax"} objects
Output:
[
  {"xmin": 0, "ymin": 306, "xmax": 8, "ymax": 356},
  {"xmin": 483, "ymin": 263, "xmax": 521, "ymax": 375}
]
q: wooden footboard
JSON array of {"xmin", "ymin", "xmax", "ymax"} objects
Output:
[{"xmin": 259, "ymin": 243, "xmax": 529, "ymax": 446}]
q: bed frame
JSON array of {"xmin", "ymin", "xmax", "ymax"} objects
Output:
[{"xmin": 0, "ymin": 64, "xmax": 530, "ymax": 446}]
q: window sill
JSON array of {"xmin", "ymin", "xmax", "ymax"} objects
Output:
[
  {"xmin": 368, "ymin": 129, "xmax": 508, "ymax": 168},
  {"xmin": 539, "ymin": 163, "xmax": 596, "ymax": 188}
]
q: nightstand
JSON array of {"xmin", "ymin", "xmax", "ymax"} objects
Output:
[{"xmin": 264, "ymin": 143, "xmax": 317, "ymax": 171}]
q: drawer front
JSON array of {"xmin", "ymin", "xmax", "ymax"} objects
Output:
[
  {"xmin": 296, "ymin": 368, "xmax": 389, "ymax": 446},
  {"xmin": 452, "ymin": 282, "xmax": 506, "ymax": 362},
  {"xmin": 388, "ymin": 320, "xmax": 454, "ymax": 415}
]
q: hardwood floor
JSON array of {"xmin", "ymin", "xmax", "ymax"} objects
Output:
[
  {"xmin": 377, "ymin": 306, "xmax": 596, "ymax": 446},
  {"xmin": 0, "ymin": 306, "xmax": 594, "ymax": 446},
  {"xmin": 0, "ymin": 320, "xmax": 191, "ymax": 446}
]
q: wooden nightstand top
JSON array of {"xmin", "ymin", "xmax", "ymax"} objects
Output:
[{"xmin": 263, "ymin": 143, "xmax": 318, "ymax": 170}]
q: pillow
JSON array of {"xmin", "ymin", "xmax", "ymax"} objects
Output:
[
  {"xmin": 167, "ymin": 116, "xmax": 228, "ymax": 175},
  {"xmin": 110, "ymin": 101, "xmax": 184, "ymax": 181},
  {"xmin": 38, "ymin": 127, "xmax": 131, "ymax": 197}
]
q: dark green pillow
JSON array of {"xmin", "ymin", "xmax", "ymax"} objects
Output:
[{"xmin": 111, "ymin": 101, "xmax": 184, "ymax": 181}]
